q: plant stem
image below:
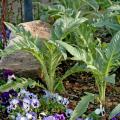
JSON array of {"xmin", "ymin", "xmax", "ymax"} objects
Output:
[{"xmin": 97, "ymin": 79, "xmax": 106, "ymax": 105}]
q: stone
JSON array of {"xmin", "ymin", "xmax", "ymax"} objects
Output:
[
  {"xmin": 18, "ymin": 20, "xmax": 51, "ymax": 39},
  {"xmin": 0, "ymin": 20, "xmax": 51, "ymax": 78},
  {"xmin": 0, "ymin": 51, "xmax": 40, "ymax": 78}
]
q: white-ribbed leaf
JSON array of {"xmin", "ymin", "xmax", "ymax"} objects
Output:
[
  {"xmin": 109, "ymin": 104, "xmax": 120, "ymax": 119},
  {"xmin": 70, "ymin": 93, "xmax": 95, "ymax": 120}
]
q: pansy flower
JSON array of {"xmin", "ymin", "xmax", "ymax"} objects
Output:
[
  {"xmin": 23, "ymin": 98, "xmax": 31, "ymax": 112},
  {"xmin": 65, "ymin": 109, "xmax": 73, "ymax": 118},
  {"xmin": 3, "ymin": 69, "xmax": 16, "ymax": 83},
  {"xmin": 26, "ymin": 93, "xmax": 37, "ymax": 100},
  {"xmin": 54, "ymin": 113, "xmax": 65, "ymax": 120},
  {"xmin": 1, "ymin": 92, "xmax": 10, "ymax": 106},
  {"xmin": 7, "ymin": 106, "xmax": 12, "ymax": 113},
  {"xmin": 16, "ymin": 115, "xmax": 28, "ymax": 120},
  {"xmin": 31, "ymin": 98, "xmax": 40, "ymax": 108},
  {"xmin": 111, "ymin": 112, "xmax": 120, "ymax": 120},
  {"xmin": 23, "ymin": 103, "xmax": 30, "ymax": 112},
  {"xmin": 26, "ymin": 112, "xmax": 37, "ymax": 120},
  {"xmin": 9, "ymin": 99, "xmax": 19, "ymax": 110},
  {"xmin": 18, "ymin": 89, "xmax": 29, "ymax": 98},
  {"xmin": 56, "ymin": 95, "xmax": 63, "ymax": 104},
  {"xmin": 23, "ymin": 98, "xmax": 31, "ymax": 105},
  {"xmin": 43, "ymin": 115, "xmax": 56, "ymax": 120},
  {"xmin": 62, "ymin": 98, "xmax": 69, "ymax": 106},
  {"xmin": 9, "ymin": 89, "xmax": 18, "ymax": 97}
]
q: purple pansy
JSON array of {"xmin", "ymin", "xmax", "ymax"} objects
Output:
[
  {"xmin": 43, "ymin": 114, "xmax": 65, "ymax": 120},
  {"xmin": 1, "ymin": 92, "xmax": 10, "ymax": 99},
  {"xmin": 23, "ymin": 103, "xmax": 30, "ymax": 112},
  {"xmin": 1, "ymin": 92, "xmax": 10, "ymax": 106},
  {"xmin": 18, "ymin": 89, "xmax": 29, "ymax": 98},
  {"xmin": 65, "ymin": 109, "xmax": 73, "ymax": 118},
  {"xmin": 3, "ymin": 69, "xmax": 14, "ymax": 78},
  {"xmin": 43, "ymin": 115, "xmax": 56, "ymax": 120},
  {"xmin": 31, "ymin": 98, "xmax": 40, "ymax": 108},
  {"xmin": 54, "ymin": 113, "xmax": 65, "ymax": 120},
  {"xmin": 9, "ymin": 89, "xmax": 18, "ymax": 97},
  {"xmin": 26, "ymin": 112, "xmax": 37, "ymax": 120},
  {"xmin": 116, "ymin": 113, "xmax": 120, "ymax": 117},
  {"xmin": 7, "ymin": 106, "xmax": 12, "ymax": 113},
  {"xmin": 23, "ymin": 98, "xmax": 31, "ymax": 112},
  {"xmin": 0, "ymin": 89, "xmax": 41, "ymax": 119},
  {"xmin": 18, "ymin": 100, "xmax": 23, "ymax": 107},
  {"xmin": 23, "ymin": 98, "xmax": 31, "ymax": 105},
  {"xmin": 111, "ymin": 112, "xmax": 120, "ymax": 120},
  {"xmin": 16, "ymin": 115, "xmax": 28, "ymax": 120},
  {"xmin": 3, "ymin": 69, "xmax": 16, "ymax": 83},
  {"xmin": 0, "ymin": 92, "xmax": 10, "ymax": 106},
  {"xmin": 26, "ymin": 93, "xmax": 37, "ymax": 100},
  {"xmin": 62, "ymin": 98, "xmax": 69, "ymax": 106},
  {"xmin": 111, "ymin": 118, "xmax": 117, "ymax": 120},
  {"xmin": 42, "ymin": 90, "xmax": 70, "ymax": 107},
  {"xmin": 9, "ymin": 99, "xmax": 19, "ymax": 110}
]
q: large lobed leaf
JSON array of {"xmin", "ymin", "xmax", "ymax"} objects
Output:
[
  {"xmin": 83, "ymin": 0, "xmax": 99, "ymax": 11},
  {"xmin": 109, "ymin": 104, "xmax": 120, "ymax": 119},
  {"xmin": 0, "ymin": 77, "xmax": 39, "ymax": 92},
  {"xmin": 70, "ymin": 93, "xmax": 95, "ymax": 120},
  {"xmin": 3, "ymin": 22, "xmax": 67, "ymax": 92},
  {"xmin": 103, "ymin": 31, "xmax": 120, "ymax": 76},
  {"xmin": 56, "ymin": 40, "xmax": 88, "ymax": 63},
  {"xmin": 52, "ymin": 17, "xmax": 87, "ymax": 40},
  {"xmin": 60, "ymin": 63, "xmax": 87, "ymax": 82}
]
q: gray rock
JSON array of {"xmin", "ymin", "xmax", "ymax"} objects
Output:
[
  {"xmin": 0, "ymin": 51, "xmax": 40, "ymax": 78},
  {"xmin": 0, "ymin": 20, "xmax": 50, "ymax": 78}
]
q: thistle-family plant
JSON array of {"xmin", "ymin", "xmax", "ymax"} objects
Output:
[
  {"xmin": 56, "ymin": 25, "xmax": 120, "ymax": 105},
  {"xmin": 40, "ymin": 0, "xmax": 99, "ymax": 24},
  {"xmin": 48, "ymin": 0, "xmax": 99, "ymax": 18},
  {"xmin": 1, "ymin": 22, "xmax": 86, "ymax": 93},
  {"xmin": 46, "ymin": 0, "xmax": 120, "ymax": 35},
  {"xmin": 92, "ymin": 3, "xmax": 120, "ymax": 32},
  {"xmin": 69, "ymin": 93, "xmax": 108, "ymax": 120}
]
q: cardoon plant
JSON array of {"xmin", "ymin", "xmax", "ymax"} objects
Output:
[
  {"xmin": 56, "ymin": 25, "xmax": 120, "ymax": 105},
  {"xmin": 2, "ymin": 22, "xmax": 86, "ymax": 93}
]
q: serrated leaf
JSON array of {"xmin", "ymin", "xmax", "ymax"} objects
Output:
[
  {"xmin": 56, "ymin": 40, "xmax": 85, "ymax": 61},
  {"xmin": 52, "ymin": 17, "xmax": 87, "ymax": 40},
  {"xmin": 109, "ymin": 104, "xmax": 120, "ymax": 119},
  {"xmin": 108, "ymin": 5, "xmax": 120, "ymax": 11},
  {"xmin": 0, "ymin": 77, "xmax": 36, "ymax": 92},
  {"xmin": 4, "ymin": 22, "xmax": 18, "ymax": 34},
  {"xmin": 60, "ymin": 63, "xmax": 87, "ymax": 81},
  {"xmin": 83, "ymin": 0, "xmax": 99, "ymax": 11},
  {"xmin": 105, "ymin": 74, "xmax": 115, "ymax": 84},
  {"xmin": 103, "ymin": 31, "xmax": 120, "ymax": 76},
  {"xmin": 70, "ymin": 93, "xmax": 95, "ymax": 120}
]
